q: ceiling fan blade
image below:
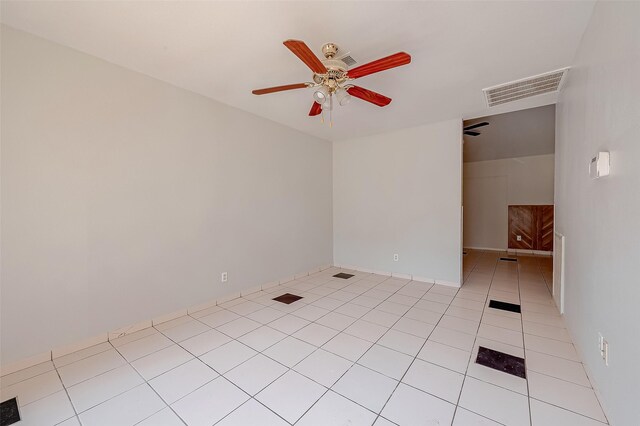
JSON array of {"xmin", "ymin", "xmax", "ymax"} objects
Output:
[
  {"xmin": 309, "ymin": 102, "xmax": 323, "ymax": 116},
  {"xmin": 283, "ymin": 40, "xmax": 327, "ymax": 74},
  {"xmin": 252, "ymin": 83, "xmax": 309, "ymax": 95},
  {"xmin": 347, "ymin": 85, "xmax": 392, "ymax": 107},
  {"xmin": 464, "ymin": 131, "xmax": 481, "ymax": 136},
  {"xmin": 347, "ymin": 52, "xmax": 411, "ymax": 79},
  {"xmin": 463, "ymin": 121, "xmax": 490, "ymax": 131}
]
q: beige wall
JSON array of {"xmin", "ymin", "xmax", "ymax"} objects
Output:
[
  {"xmin": 0, "ymin": 26, "xmax": 333, "ymax": 366},
  {"xmin": 333, "ymin": 119, "xmax": 463, "ymax": 285},
  {"xmin": 463, "ymin": 154, "xmax": 555, "ymax": 250},
  {"xmin": 555, "ymin": 2, "xmax": 640, "ymax": 424}
]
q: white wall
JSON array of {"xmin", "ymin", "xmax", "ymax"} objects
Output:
[
  {"xmin": 463, "ymin": 154, "xmax": 555, "ymax": 250},
  {"xmin": 555, "ymin": 2, "xmax": 640, "ymax": 424},
  {"xmin": 333, "ymin": 120, "xmax": 462, "ymax": 285},
  {"xmin": 0, "ymin": 26, "xmax": 333, "ymax": 366}
]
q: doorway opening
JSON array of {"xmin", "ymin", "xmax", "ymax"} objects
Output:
[{"xmin": 461, "ymin": 105, "xmax": 560, "ymax": 309}]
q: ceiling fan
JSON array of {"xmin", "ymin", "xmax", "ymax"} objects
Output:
[
  {"xmin": 463, "ymin": 122, "xmax": 489, "ymax": 136},
  {"xmin": 252, "ymin": 40, "xmax": 411, "ymax": 125}
]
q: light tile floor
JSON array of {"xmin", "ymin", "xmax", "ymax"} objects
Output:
[{"xmin": 1, "ymin": 250, "xmax": 609, "ymax": 425}]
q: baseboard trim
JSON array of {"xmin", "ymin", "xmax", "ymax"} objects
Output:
[
  {"xmin": 1, "ymin": 263, "xmax": 328, "ymax": 375},
  {"xmin": 334, "ymin": 263, "xmax": 459, "ymax": 288}
]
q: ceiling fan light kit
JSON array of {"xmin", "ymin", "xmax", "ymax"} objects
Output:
[{"xmin": 252, "ymin": 40, "xmax": 411, "ymax": 126}]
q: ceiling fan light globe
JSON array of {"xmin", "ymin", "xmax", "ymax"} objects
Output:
[
  {"xmin": 313, "ymin": 87, "xmax": 329, "ymax": 105},
  {"xmin": 337, "ymin": 89, "xmax": 351, "ymax": 106}
]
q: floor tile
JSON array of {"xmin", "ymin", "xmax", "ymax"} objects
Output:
[
  {"xmin": 332, "ymin": 364, "xmax": 398, "ymax": 413},
  {"xmin": 458, "ymin": 377, "xmax": 530, "ymax": 426},
  {"xmin": 116, "ymin": 333, "xmax": 174, "ymax": 362},
  {"xmin": 293, "ymin": 349, "xmax": 353, "ymax": 387},
  {"xmin": 246, "ymin": 307, "xmax": 286, "ymax": 324},
  {"xmin": 57, "ymin": 349, "xmax": 127, "ymax": 387},
  {"xmin": 417, "ymin": 340, "xmax": 471, "ymax": 374},
  {"xmin": 528, "ymin": 371, "xmax": 607, "ymax": 422},
  {"xmin": 255, "ymin": 370, "xmax": 326, "ymax": 423},
  {"xmin": 381, "ymin": 383, "xmax": 456, "ymax": 426},
  {"xmin": 179, "ymin": 328, "xmax": 232, "ymax": 356},
  {"xmin": 344, "ymin": 320, "xmax": 389, "ymax": 343},
  {"xmin": 199, "ymin": 340, "xmax": 257, "ymax": 374},
  {"xmin": 403, "ymin": 306, "xmax": 443, "ymax": 325},
  {"xmin": 477, "ymin": 323, "xmax": 524, "ymax": 347},
  {"xmin": 53, "ymin": 342, "xmax": 112, "ymax": 368},
  {"xmin": 79, "ymin": 384, "xmax": 166, "ymax": 426},
  {"xmin": 525, "ymin": 350, "xmax": 591, "ymax": 387},
  {"xmin": 237, "ymin": 326, "xmax": 287, "ymax": 352},
  {"xmin": 361, "ymin": 310, "xmax": 401, "ymax": 327},
  {"xmin": 216, "ymin": 317, "xmax": 261, "ymax": 339},
  {"xmin": 358, "ymin": 344, "xmax": 413, "ymax": 380},
  {"xmin": 148, "ymin": 358, "xmax": 218, "ymax": 404},
  {"xmin": 529, "ymin": 398, "xmax": 607, "ymax": 426},
  {"xmin": 292, "ymin": 304, "xmax": 330, "ymax": 321},
  {"xmin": 0, "ymin": 369, "xmax": 63, "ymax": 407},
  {"xmin": 525, "ymin": 334, "xmax": 580, "ymax": 361},
  {"xmin": 130, "ymin": 344, "xmax": 193, "ymax": 380},
  {"xmin": 297, "ymin": 390, "xmax": 377, "ymax": 426},
  {"xmin": 215, "ymin": 399, "xmax": 288, "ymax": 426},
  {"xmin": 66, "ymin": 364, "xmax": 143, "ymax": 413},
  {"xmin": 523, "ymin": 321, "xmax": 571, "ymax": 342},
  {"xmin": 263, "ymin": 336, "xmax": 316, "ymax": 367},
  {"xmin": 316, "ymin": 311, "xmax": 357, "ymax": 331},
  {"xmin": 1, "ymin": 361, "xmax": 55, "ymax": 389},
  {"xmin": 137, "ymin": 407, "xmax": 185, "ymax": 426},
  {"xmin": 225, "ymin": 354, "xmax": 288, "ymax": 395},
  {"xmin": 293, "ymin": 323, "xmax": 339, "ymax": 346},
  {"xmin": 392, "ymin": 317, "xmax": 436, "ymax": 339},
  {"xmin": 439, "ymin": 315, "xmax": 481, "ymax": 335},
  {"xmin": 267, "ymin": 314, "xmax": 310, "ymax": 334},
  {"xmin": 16, "ymin": 390, "xmax": 76, "ymax": 426},
  {"xmin": 453, "ymin": 408, "xmax": 502, "ymax": 425},
  {"xmin": 377, "ymin": 329, "xmax": 426, "ymax": 356},
  {"xmin": 322, "ymin": 333, "xmax": 374, "ymax": 362},
  {"xmin": 171, "ymin": 377, "xmax": 249, "ymax": 426},
  {"xmin": 158, "ymin": 318, "xmax": 210, "ymax": 342},
  {"xmin": 197, "ymin": 309, "xmax": 241, "ymax": 328},
  {"xmin": 429, "ymin": 326, "xmax": 476, "ymax": 351},
  {"xmin": 402, "ymin": 358, "xmax": 464, "ymax": 403}
]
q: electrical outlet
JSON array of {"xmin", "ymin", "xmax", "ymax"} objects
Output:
[
  {"xmin": 517, "ymin": 235, "xmax": 522, "ymax": 241},
  {"xmin": 393, "ymin": 254, "xmax": 399, "ymax": 262},
  {"xmin": 221, "ymin": 272, "xmax": 228, "ymax": 283}
]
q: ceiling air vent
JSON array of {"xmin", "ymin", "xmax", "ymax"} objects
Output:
[
  {"xmin": 483, "ymin": 68, "xmax": 569, "ymax": 107},
  {"xmin": 340, "ymin": 55, "xmax": 357, "ymax": 67}
]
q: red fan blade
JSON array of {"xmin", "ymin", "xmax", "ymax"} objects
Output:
[
  {"xmin": 252, "ymin": 83, "xmax": 308, "ymax": 95},
  {"xmin": 347, "ymin": 86, "xmax": 392, "ymax": 107},
  {"xmin": 283, "ymin": 40, "xmax": 327, "ymax": 74},
  {"xmin": 347, "ymin": 52, "xmax": 411, "ymax": 79},
  {"xmin": 309, "ymin": 102, "xmax": 322, "ymax": 116}
]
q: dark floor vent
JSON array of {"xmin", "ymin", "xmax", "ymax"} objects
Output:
[
  {"xmin": 476, "ymin": 346, "xmax": 526, "ymax": 379},
  {"xmin": 272, "ymin": 293, "xmax": 303, "ymax": 304},
  {"xmin": 488, "ymin": 300, "xmax": 521, "ymax": 313},
  {"xmin": 333, "ymin": 273, "xmax": 354, "ymax": 279},
  {"xmin": 499, "ymin": 257, "xmax": 518, "ymax": 262},
  {"xmin": 1, "ymin": 397, "xmax": 21, "ymax": 426}
]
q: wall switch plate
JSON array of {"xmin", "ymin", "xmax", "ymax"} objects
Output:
[
  {"xmin": 598, "ymin": 332, "xmax": 604, "ymax": 354},
  {"xmin": 221, "ymin": 272, "xmax": 228, "ymax": 283},
  {"xmin": 517, "ymin": 235, "xmax": 522, "ymax": 241},
  {"xmin": 603, "ymin": 339, "xmax": 609, "ymax": 366},
  {"xmin": 393, "ymin": 254, "xmax": 399, "ymax": 262}
]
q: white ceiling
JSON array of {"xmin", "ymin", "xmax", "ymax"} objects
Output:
[
  {"xmin": 463, "ymin": 104, "xmax": 556, "ymax": 163},
  {"xmin": 0, "ymin": 1, "xmax": 595, "ymax": 142}
]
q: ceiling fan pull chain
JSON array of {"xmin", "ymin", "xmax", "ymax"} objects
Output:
[{"xmin": 330, "ymin": 94, "xmax": 333, "ymax": 127}]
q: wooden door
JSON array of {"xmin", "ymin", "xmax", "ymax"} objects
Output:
[{"xmin": 508, "ymin": 205, "xmax": 554, "ymax": 251}]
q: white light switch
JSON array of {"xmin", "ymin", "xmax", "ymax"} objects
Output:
[{"xmin": 590, "ymin": 152, "xmax": 610, "ymax": 179}]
